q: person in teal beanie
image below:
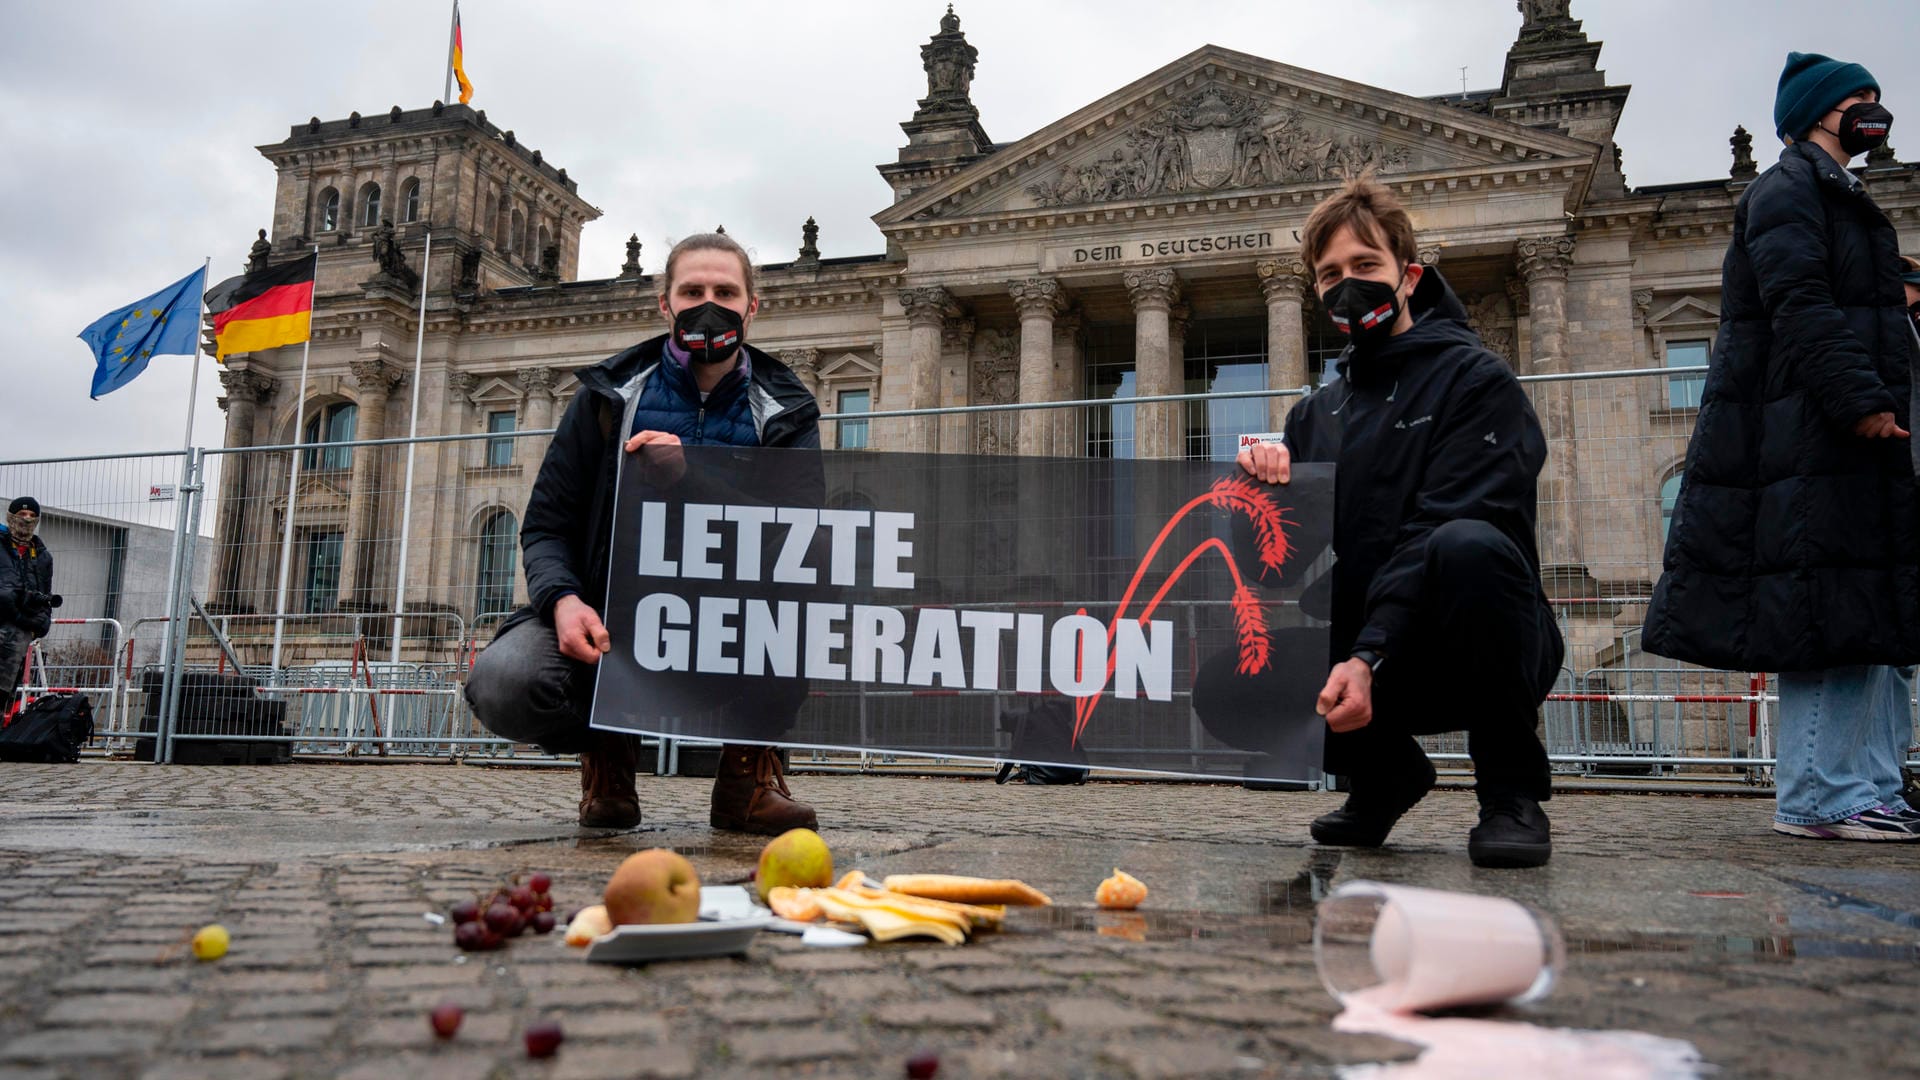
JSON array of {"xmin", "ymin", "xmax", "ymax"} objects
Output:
[{"xmin": 1646, "ymin": 52, "xmax": 1917, "ymax": 842}]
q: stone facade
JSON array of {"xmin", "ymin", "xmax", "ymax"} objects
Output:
[{"xmin": 210, "ymin": 4, "xmax": 1920, "ymax": 678}]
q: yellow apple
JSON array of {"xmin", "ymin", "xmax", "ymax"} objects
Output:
[
  {"xmin": 604, "ymin": 849, "xmax": 701, "ymax": 926},
  {"xmin": 755, "ymin": 828, "xmax": 833, "ymax": 905}
]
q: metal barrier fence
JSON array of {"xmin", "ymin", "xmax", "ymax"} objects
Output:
[{"xmin": 4, "ymin": 365, "xmax": 1912, "ymax": 783}]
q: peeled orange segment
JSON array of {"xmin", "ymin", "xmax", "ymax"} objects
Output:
[
  {"xmin": 1095, "ymin": 869, "xmax": 1148, "ymax": 910},
  {"xmin": 767, "ymin": 887, "xmax": 823, "ymax": 922}
]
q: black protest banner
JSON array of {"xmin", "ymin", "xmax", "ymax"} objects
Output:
[{"xmin": 589, "ymin": 446, "xmax": 1334, "ymax": 784}]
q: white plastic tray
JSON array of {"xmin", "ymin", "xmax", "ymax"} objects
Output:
[{"xmin": 583, "ymin": 886, "xmax": 771, "ymax": 964}]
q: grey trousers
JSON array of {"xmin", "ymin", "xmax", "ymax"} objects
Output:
[
  {"xmin": 0, "ymin": 624, "xmax": 33, "ymax": 713},
  {"xmin": 464, "ymin": 619, "xmax": 597, "ymax": 755}
]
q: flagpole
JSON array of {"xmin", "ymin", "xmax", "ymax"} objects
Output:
[
  {"xmin": 444, "ymin": 1, "xmax": 458, "ymax": 105},
  {"xmin": 390, "ymin": 225, "xmax": 433, "ymax": 665},
  {"xmin": 268, "ymin": 247, "xmax": 321, "ymax": 680},
  {"xmin": 151, "ymin": 256, "xmax": 212, "ymax": 764}
]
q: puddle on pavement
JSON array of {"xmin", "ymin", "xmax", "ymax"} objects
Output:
[{"xmin": 1011, "ymin": 904, "xmax": 1314, "ymax": 945}]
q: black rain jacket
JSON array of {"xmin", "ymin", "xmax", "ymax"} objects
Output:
[{"xmin": 1282, "ymin": 267, "xmax": 1554, "ymax": 666}]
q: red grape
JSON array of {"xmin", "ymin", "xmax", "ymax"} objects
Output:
[
  {"xmin": 524, "ymin": 1020, "xmax": 564, "ymax": 1058},
  {"xmin": 448, "ymin": 900, "xmax": 480, "ymax": 925},
  {"xmin": 528, "ymin": 872, "xmax": 552, "ymax": 894},
  {"xmin": 905, "ymin": 1050, "xmax": 939, "ymax": 1079},
  {"xmin": 453, "ymin": 921, "xmax": 494, "ymax": 951},
  {"xmin": 485, "ymin": 903, "xmax": 520, "ymax": 935},
  {"xmin": 508, "ymin": 886, "xmax": 537, "ymax": 912},
  {"xmin": 530, "ymin": 911, "xmax": 556, "ymax": 935},
  {"xmin": 534, "ymin": 892, "xmax": 554, "ymax": 913},
  {"xmin": 429, "ymin": 1002, "xmax": 464, "ymax": 1039}
]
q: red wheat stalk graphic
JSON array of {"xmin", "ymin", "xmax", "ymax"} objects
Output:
[{"xmin": 1070, "ymin": 477, "xmax": 1294, "ymax": 745}]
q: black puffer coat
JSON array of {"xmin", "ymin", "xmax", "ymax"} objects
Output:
[
  {"xmin": 1644, "ymin": 143, "xmax": 1920, "ymax": 671},
  {"xmin": 0, "ymin": 531, "xmax": 55, "ymax": 637}
]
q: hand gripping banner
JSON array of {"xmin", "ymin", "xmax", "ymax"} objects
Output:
[{"xmin": 590, "ymin": 446, "xmax": 1335, "ymax": 785}]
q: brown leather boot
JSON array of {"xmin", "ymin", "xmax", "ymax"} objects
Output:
[
  {"xmin": 578, "ymin": 730, "xmax": 641, "ymax": 829},
  {"xmin": 709, "ymin": 744, "xmax": 817, "ymax": 835}
]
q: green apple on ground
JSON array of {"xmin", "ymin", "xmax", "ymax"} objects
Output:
[{"xmin": 756, "ymin": 828, "xmax": 834, "ymax": 904}]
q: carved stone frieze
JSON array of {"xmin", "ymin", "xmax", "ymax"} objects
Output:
[{"xmin": 1024, "ymin": 85, "xmax": 1413, "ymax": 207}]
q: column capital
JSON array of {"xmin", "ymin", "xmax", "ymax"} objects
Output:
[
  {"xmin": 941, "ymin": 316, "xmax": 976, "ymax": 352},
  {"xmin": 898, "ymin": 285, "xmax": 961, "ymax": 327},
  {"xmin": 348, "ymin": 358, "xmax": 404, "ymax": 396},
  {"xmin": 1515, "ymin": 234, "xmax": 1576, "ymax": 283},
  {"xmin": 1124, "ymin": 268, "xmax": 1181, "ymax": 310},
  {"xmin": 1168, "ymin": 303, "xmax": 1191, "ymax": 341},
  {"xmin": 446, "ymin": 370, "xmax": 479, "ymax": 402},
  {"xmin": 776, "ymin": 347, "xmax": 820, "ymax": 378},
  {"xmin": 517, "ymin": 365, "xmax": 557, "ymax": 399},
  {"xmin": 1417, "ymin": 246, "xmax": 1442, "ymax": 267},
  {"xmin": 1505, "ymin": 277, "xmax": 1531, "ymax": 317},
  {"xmin": 1255, "ymin": 258, "xmax": 1311, "ymax": 303},
  {"xmin": 1007, "ymin": 277, "xmax": 1065, "ymax": 319},
  {"xmin": 218, "ymin": 368, "xmax": 277, "ymax": 405}
]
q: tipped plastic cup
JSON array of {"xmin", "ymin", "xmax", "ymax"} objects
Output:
[{"xmin": 1313, "ymin": 881, "xmax": 1564, "ymax": 1013}]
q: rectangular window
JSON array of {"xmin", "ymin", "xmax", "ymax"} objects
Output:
[
  {"xmin": 1665, "ymin": 339, "xmax": 1709, "ymax": 409},
  {"xmin": 1182, "ymin": 319, "xmax": 1268, "ymax": 462},
  {"xmin": 835, "ymin": 390, "xmax": 871, "ymax": 450},
  {"xmin": 486, "ymin": 410, "xmax": 516, "ymax": 467},
  {"xmin": 302, "ymin": 532, "xmax": 343, "ymax": 614},
  {"xmin": 1084, "ymin": 323, "xmax": 1138, "ymax": 460}
]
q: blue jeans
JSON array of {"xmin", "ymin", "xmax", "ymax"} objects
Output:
[{"xmin": 1774, "ymin": 665, "xmax": 1916, "ymax": 825}]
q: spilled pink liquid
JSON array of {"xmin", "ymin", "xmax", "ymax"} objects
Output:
[{"xmin": 1333, "ymin": 996, "xmax": 1706, "ymax": 1079}]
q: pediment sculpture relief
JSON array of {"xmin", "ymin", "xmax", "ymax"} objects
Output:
[{"xmin": 1023, "ymin": 86, "xmax": 1412, "ymax": 207}]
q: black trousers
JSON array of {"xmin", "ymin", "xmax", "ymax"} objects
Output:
[{"xmin": 1324, "ymin": 519, "xmax": 1563, "ymax": 803}]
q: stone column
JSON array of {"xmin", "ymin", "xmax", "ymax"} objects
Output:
[
  {"xmin": 340, "ymin": 358, "xmax": 403, "ymax": 608},
  {"xmin": 777, "ymin": 348, "xmax": 821, "ymax": 398},
  {"xmin": 1167, "ymin": 303, "xmax": 1191, "ymax": 458},
  {"xmin": 1516, "ymin": 234, "xmax": 1581, "ymax": 572},
  {"xmin": 1008, "ymin": 277, "xmax": 1065, "ymax": 456},
  {"xmin": 1050, "ymin": 308, "xmax": 1083, "ymax": 456},
  {"xmin": 432, "ymin": 371, "xmax": 477, "ymax": 598},
  {"xmin": 1256, "ymin": 259, "xmax": 1311, "ymax": 430},
  {"xmin": 1124, "ymin": 269, "xmax": 1181, "ymax": 459},
  {"xmin": 898, "ymin": 286, "xmax": 959, "ymax": 454},
  {"xmin": 939, "ymin": 317, "xmax": 975, "ymax": 454},
  {"xmin": 212, "ymin": 370, "xmax": 275, "ymax": 610},
  {"xmin": 517, "ymin": 366, "xmax": 557, "ymax": 469}
]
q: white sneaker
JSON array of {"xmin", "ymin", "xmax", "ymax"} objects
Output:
[{"xmin": 1772, "ymin": 808, "xmax": 1920, "ymax": 841}]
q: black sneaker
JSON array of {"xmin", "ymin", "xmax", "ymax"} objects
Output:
[
  {"xmin": 1310, "ymin": 759, "xmax": 1436, "ymax": 847},
  {"xmin": 1468, "ymin": 792, "xmax": 1552, "ymax": 868}
]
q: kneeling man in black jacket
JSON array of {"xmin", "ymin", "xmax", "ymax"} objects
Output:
[{"xmin": 1238, "ymin": 177, "xmax": 1562, "ymax": 868}]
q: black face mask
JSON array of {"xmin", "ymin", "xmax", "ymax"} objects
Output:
[
  {"xmin": 671, "ymin": 301, "xmax": 746, "ymax": 366},
  {"xmin": 1322, "ymin": 272, "xmax": 1405, "ymax": 349},
  {"xmin": 1822, "ymin": 101, "xmax": 1894, "ymax": 157}
]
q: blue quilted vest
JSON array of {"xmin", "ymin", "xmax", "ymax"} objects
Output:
[{"xmin": 628, "ymin": 352, "xmax": 759, "ymax": 448}]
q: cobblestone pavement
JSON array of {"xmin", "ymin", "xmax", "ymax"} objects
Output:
[{"xmin": 2, "ymin": 762, "xmax": 1918, "ymax": 1079}]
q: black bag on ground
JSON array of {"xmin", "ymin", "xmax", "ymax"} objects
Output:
[
  {"xmin": 994, "ymin": 698, "xmax": 1089, "ymax": 786},
  {"xmin": 0, "ymin": 693, "xmax": 94, "ymax": 763}
]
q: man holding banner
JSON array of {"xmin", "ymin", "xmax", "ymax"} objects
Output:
[
  {"xmin": 1239, "ymin": 176, "xmax": 1563, "ymax": 869},
  {"xmin": 465, "ymin": 233, "xmax": 826, "ymax": 834}
]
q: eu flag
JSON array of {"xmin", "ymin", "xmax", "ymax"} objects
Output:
[{"xmin": 77, "ymin": 267, "xmax": 206, "ymax": 399}]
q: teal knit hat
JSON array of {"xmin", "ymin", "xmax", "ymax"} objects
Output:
[{"xmin": 1774, "ymin": 52, "xmax": 1879, "ymax": 141}]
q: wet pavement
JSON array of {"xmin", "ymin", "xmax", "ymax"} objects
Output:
[{"xmin": 1, "ymin": 762, "xmax": 1917, "ymax": 1078}]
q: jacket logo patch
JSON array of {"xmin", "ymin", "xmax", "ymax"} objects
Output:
[
  {"xmin": 1393, "ymin": 414, "xmax": 1434, "ymax": 430},
  {"xmin": 1483, "ymin": 431, "xmax": 1498, "ymax": 445}
]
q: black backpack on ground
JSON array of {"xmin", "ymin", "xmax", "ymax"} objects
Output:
[
  {"xmin": 0, "ymin": 693, "xmax": 95, "ymax": 763},
  {"xmin": 994, "ymin": 698, "xmax": 1089, "ymax": 786}
]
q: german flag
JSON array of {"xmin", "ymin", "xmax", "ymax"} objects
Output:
[
  {"xmin": 213, "ymin": 254, "xmax": 315, "ymax": 360},
  {"xmin": 452, "ymin": 6, "xmax": 473, "ymax": 105}
]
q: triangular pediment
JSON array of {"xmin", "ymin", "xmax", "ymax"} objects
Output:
[
  {"xmin": 469, "ymin": 376, "xmax": 521, "ymax": 404},
  {"xmin": 819, "ymin": 352, "xmax": 878, "ymax": 380},
  {"xmin": 1648, "ymin": 295, "xmax": 1719, "ymax": 326},
  {"xmin": 274, "ymin": 473, "xmax": 350, "ymax": 514},
  {"xmin": 876, "ymin": 45, "xmax": 1599, "ymax": 227}
]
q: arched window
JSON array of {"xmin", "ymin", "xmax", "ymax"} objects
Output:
[
  {"xmin": 319, "ymin": 188, "xmax": 340, "ymax": 232},
  {"xmin": 400, "ymin": 178, "xmax": 421, "ymax": 223},
  {"xmin": 510, "ymin": 209, "xmax": 525, "ymax": 256},
  {"xmin": 302, "ymin": 403, "xmax": 358, "ymax": 470},
  {"xmin": 1660, "ymin": 472, "xmax": 1683, "ymax": 542},
  {"xmin": 537, "ymin": 224, "xmax": 552, "ymax": 259},
  {"xmin": 360, "ymin": 182, "xmax": 382, "ymax": 228},
  {"xmin": 475, "ymin": 511, "xmax": 519, "ymax": 616}
]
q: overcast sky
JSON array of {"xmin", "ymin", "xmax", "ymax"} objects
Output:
[{"xmin": 1, "ymin": 0, "xmax": 1914, "ymax": 463}]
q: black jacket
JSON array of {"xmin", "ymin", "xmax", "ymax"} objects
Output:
[
  {"xmin": 1282, "ymin": 268, "xmax": 1552, "ymax": 664},
  {"xmin": 506, "ymin": 336, "xmax": 821, "ymax": 638},
  {"xmin": 0, "ymin": 531, "xmax": 55, "ymax": 637},
  {"xmin": 1643, "ymin": 144, "xmax": 1920, "ymax": 671}
]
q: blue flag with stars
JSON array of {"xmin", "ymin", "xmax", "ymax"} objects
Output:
[{"xmin": 77, "ymin": 267, "xmax": 206, "ymax": 399}]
